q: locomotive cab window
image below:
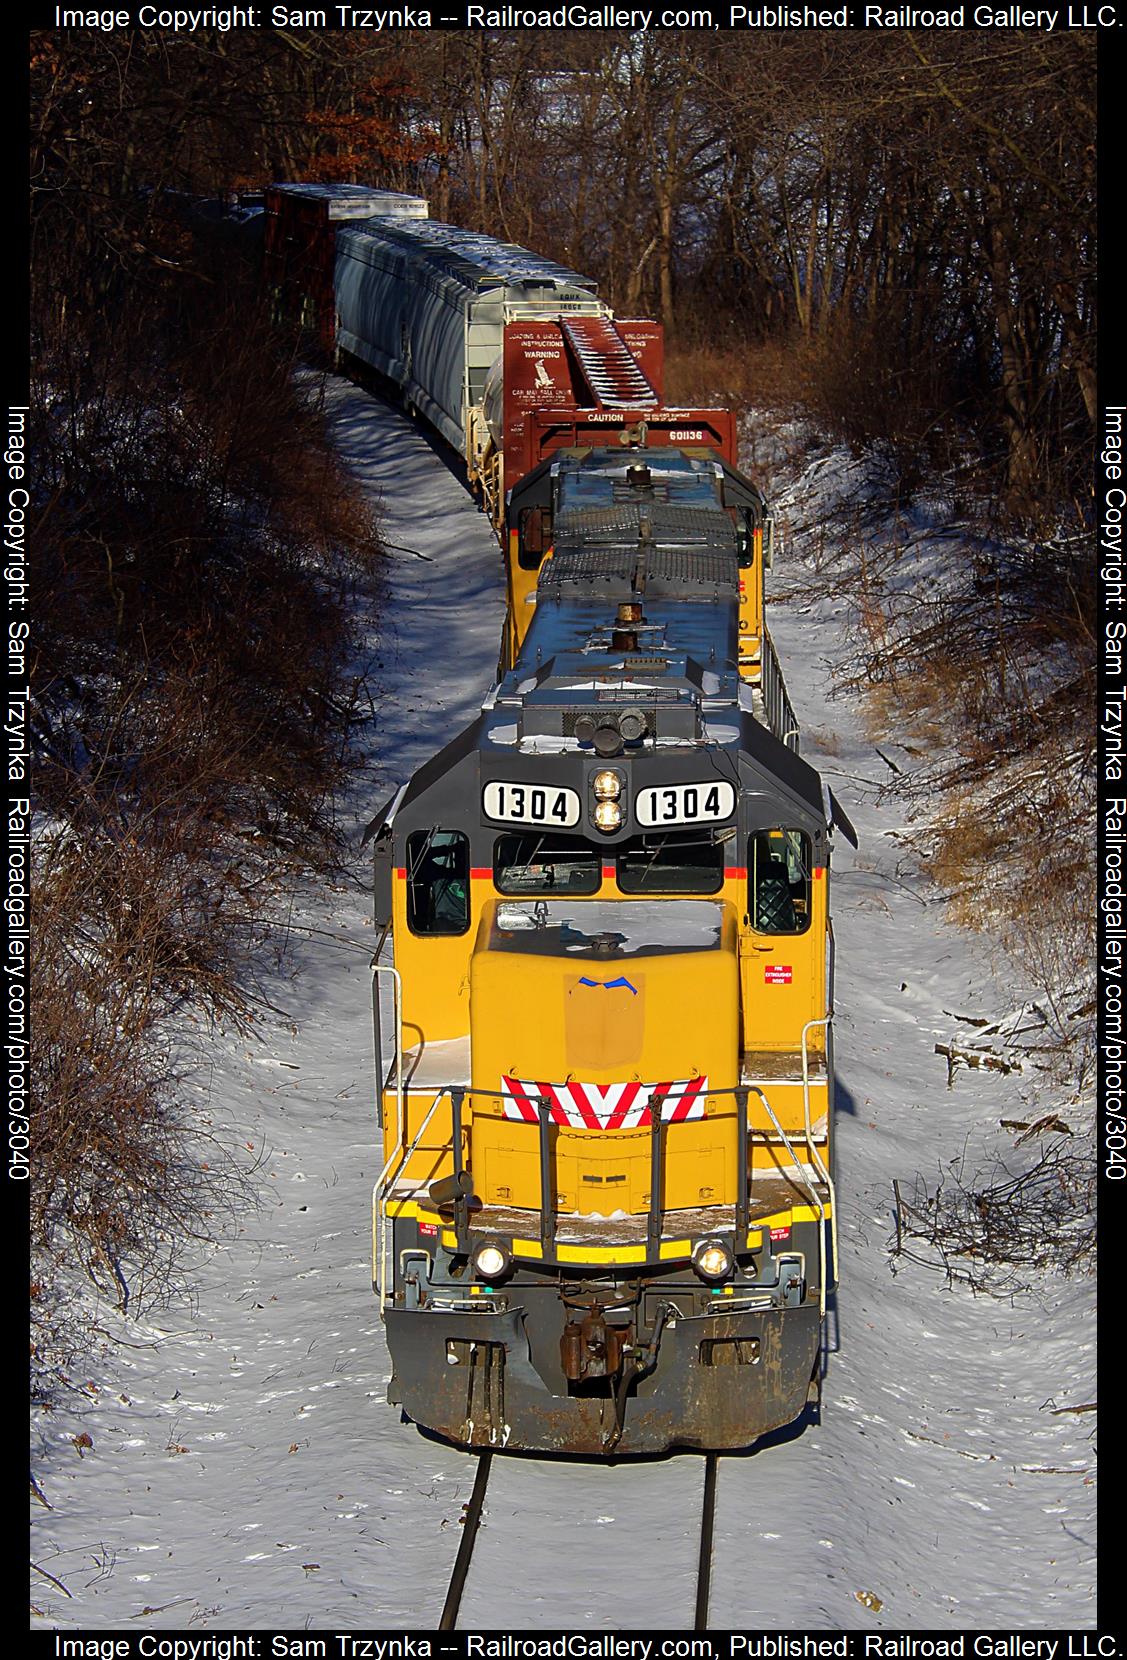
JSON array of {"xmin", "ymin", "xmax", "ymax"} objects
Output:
[
  {"xmin": 736, "ymin": 508, "xmax": 758, "ymax": 568},
  {"xmin": 494, "ymin": 832, "xmax": 600, "ymax": 894},
  {"xmin": 749, "ymin": 830, "xmax": 811, "ymax": 934},
  {"xmin": 617, "ymin": 830, "xmax": 725, "ymax": 894},
  {"xmin": 518, "ymin": 506, "xmax": 552, "ymax": 570},
  {"xmin": 406, "ymin": 830, "xmax": 470, "ymax": 936}
]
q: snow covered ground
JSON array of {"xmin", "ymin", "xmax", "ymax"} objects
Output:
[{"xmin": 30, "ymin": 380, "xmax": 1096, "ymax": 1631}]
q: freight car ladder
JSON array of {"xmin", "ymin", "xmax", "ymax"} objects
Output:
[{"xmin": 561, "ymin": 316, "xmax": 660, "ymax": 410}]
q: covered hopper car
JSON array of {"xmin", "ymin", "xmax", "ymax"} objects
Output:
[{"xmin": 270, "ymin": 183, "xmax": 854, "ymax": 1454}]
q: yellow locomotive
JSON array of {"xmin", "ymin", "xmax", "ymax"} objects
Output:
[{"xmin": 368, "ymin": 446, "xmax": 854, "ymax": 1455}]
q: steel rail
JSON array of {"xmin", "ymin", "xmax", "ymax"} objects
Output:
[
  {"xmin": 694, "ymin": 1453, "xmax": 719, "ymax": 1630},
  {"xmin": 438, "ymin": 1448, "xmax": 720, "ymax": 1630},
  {"xmin": 438, "ymin": 1451, "xmax": 493, "ymax": 1631}
]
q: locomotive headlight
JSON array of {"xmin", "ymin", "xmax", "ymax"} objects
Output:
[
  {"xmin": 472, "ymin": 1240, "xmax": 512, "ymax": 1283},
  {"xmin": 593, "ymin": 770, "xmax": 622, "ymax": 800},
  {"xmin": 692, "ymin": 1238, "xmax": 735, "ymax": 1283},
  {"xmin": 593, "ymin": 799, "xmax": 623, "ymax": 833}
]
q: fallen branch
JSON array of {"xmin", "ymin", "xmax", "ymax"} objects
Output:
[
  {"xmin": 31, "ymin": 1561, "xmax": 71, "ymax": 1598},
  {"xmin": 935, "ymin": 1042, "xmax": 1022, "ymax": 1087},
  {"xmin": 890, "ymin": 1142, "xmax": 1095, "ymax": 1294}
]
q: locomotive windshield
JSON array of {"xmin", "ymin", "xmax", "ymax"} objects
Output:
[
  {"xmin": 494, "ymin": 832, "xmax": 600, "ymax": 894},
  {"xmin": 493, "ymin": 828, "xmax": 727, "ymax": 894},
  {"xmin": 618, "ymin": 830, "xmax": 725, "ymax": 894}
]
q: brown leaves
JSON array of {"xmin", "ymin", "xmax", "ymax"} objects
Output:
[{"xmin": 32, "ymin": 186, "xmax": 381, "ymax": 1353}]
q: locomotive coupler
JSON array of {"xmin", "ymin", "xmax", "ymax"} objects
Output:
[{"xmin": 560, "ymin": 1305, "xmax": 632, "ymax": 1383}]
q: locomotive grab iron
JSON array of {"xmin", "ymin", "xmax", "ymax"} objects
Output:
[{"xmin": 267, "ymin": 183, "xmax": 855, "ymax": 1454}]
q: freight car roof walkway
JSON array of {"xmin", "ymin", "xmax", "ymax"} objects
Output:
[{"xmin": 561, "ymin": 315, "xmax": 660, "ymax": 409}]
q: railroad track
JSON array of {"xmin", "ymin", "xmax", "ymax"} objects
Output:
[{"xmin": 438, "ymin": 1451, "xmax": 720, "ymax": 1630}]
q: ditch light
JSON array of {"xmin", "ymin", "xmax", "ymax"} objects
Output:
[
  {"xmin": 472, "ymin": 1240, "xmax": 513, "ymax": 1283},
  {"xmin": 692, "ymin": 1237, "xmax": 735, "ymax": 1283}
]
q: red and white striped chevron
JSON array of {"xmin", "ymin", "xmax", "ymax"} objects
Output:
[{"xmin": 500, "ymin": 1075, "xmax": 708, "ymax": 1131}]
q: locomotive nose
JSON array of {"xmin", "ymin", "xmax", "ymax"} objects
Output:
[{"xmin": 468, "ymin": 897, "xmax": 739, "ymax": 1216}]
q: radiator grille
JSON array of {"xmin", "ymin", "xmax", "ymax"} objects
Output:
[{"xmin": 542, "ymin": 547, "xmax": 739, "ymax": 597}]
